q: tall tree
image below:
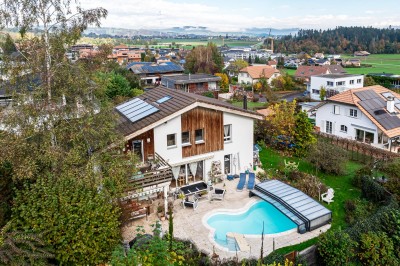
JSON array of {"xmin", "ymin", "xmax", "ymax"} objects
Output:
[
  {"xmin": 184, "ymin": 43, "xmax": 223, "ymax": 74},
  {"xmin": 0, "ymin": 1, "xmax": 134, "ymax": 264}
]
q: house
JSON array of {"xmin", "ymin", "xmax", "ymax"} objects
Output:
[
  {"xmin": 311, "ymin": 85, "xmax": 400, "ymax": 153},
  {"xmin": 238, "ymin": 65, "xmax": 280, "ymax": 85},
  {"xmin": 354, "ymin": 51, "xmax": 370, "ymax": 57},
  {"xmin": 267, "ymin": 60, "xmax": 277, "ymax": 69},
  {"xmin": 314, "ymin": 53, "xmax": 325, "ymax": 59},
  {"xmin": 308, "ymin": 73, "xmax": 364, "ymax": 100},
  {"xmin": 115, "ymin": 86, "xmax": 263, "ymax": 211},
  {"xmin": 368, "ymin": 73, "xmax": 400, "ymax": 88},
  {"xmin": 295, "ymin": 65, "xmax": 347, "ymax": 82},
  {"xmin": 295, "ymin": 66, "xmax": 331, "ymax": 82},
  {"xmin": 315, "ymin": 58, "xmax": 330, "ymax": 66},
  {"xmin": 126, "ymin": 62, "xmax": 184, "ymax": 86},
  {"xmin": 344, "ymin": 58, "xmax": 361, "ymax": 67},
  {"xmin": 161, "ymin": 74, "xmax": 221, "ymax": 95},
  {"xmin": 108, "ymin": 46, "xmax": 142, "ymax": 65}
]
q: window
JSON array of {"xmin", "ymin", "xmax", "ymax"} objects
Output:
[
  {"xmin": 349, "ymin": 109, "xmax": 358, "ymax": 118},
  {"xmin": 195, "ymin": 129, "xmax": 204, "ymax": 143},
  {"xmin": 340, "ymin": 125, "xmax": 348, "ymax": 132},
  {"xmin": 333, "ymin": 105, "xmax": 340, "ymax": 115},
  {"xmin": 224, "ymin": 124, "xmax": 232, "ymax": 142},
  {"xmin": 182, "ymin": 131, "xmax": 190, "ymax": 146},
  {"xmin": 350, "ymin": 80, "xmax": 355, "ymax": 85},
  {"xmin": 336, "ymin": 81, "xmax": 345, "ymax": 86},
  {"xmin": 167, "ymin": 134, "xmax": 176, "ymax": 147},
  {"xmin": 326, "ymin": 121, "xmax": 333, "ymax": 134},
  {"xmin": 357, "ymin": 79, "xmax": 362, "ymax": 84},
  {"xmin": 312, "ymin": 89, "xmax": 320, "ymax": 94},
  {"xmin": 327, "ymin": 81, "xmax": 334, "ymax": 86}
]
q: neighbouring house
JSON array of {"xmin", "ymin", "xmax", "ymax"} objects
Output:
[
  {"xmin": 238, "ymin": 65, "xmax": 280, "ymax": 85},
  {"xmin": 310, "ymin": 85, "xmax": 400, "ymax": 153},
  {"xmin": 314, "ymin": 53, "xmax": 325, "ymax": 59},
  {"xmin": 267, "ymin": 60, "xmax": 277, "ymax": 69},
  {"xmin": 298, "ymin": 102, "xmax": 320, "ymax": 118},
  {"xmin": 115, "ymin": 86, "xmax": 263, "ymax": 214},
  {"xmin": 308, "ymin": 73, "xmax": 364, "ymax": 100},
  {"xmin": 108, "ymin": 47, "xmax": 142, "ymax": 65},
  {"xmin": 315, "ymin": 58, "xmax": 330, "ymax": 66},
  {"xmin": 344, "ymin": 58, "xmax": 361, "ymax": 67},
  {"xmin": 368, "ymin": 73, "xmax": 400, "ymax": 88},
  {"xmin": 295, "ymin": 65, "xmax": 347, "ymax": 82},
  {"xmin": 354, "ymin": 51, "xmax": 370, "ymax": 57},
  {"xmin": 126, "ymin": 62, "xmax": 184, "ymax": 86},
  {"xmin": 161, "ymin": 74, "xmax": 221, "ymax": 95}
]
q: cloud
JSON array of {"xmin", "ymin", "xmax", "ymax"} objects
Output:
[{"xmin": 79, "ymin": 0, "xmax": 399, "ymax": 31}]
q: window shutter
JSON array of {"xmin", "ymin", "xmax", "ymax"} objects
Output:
[
  {"xmin": 320, "ymin": 120, "xmax": 325, "ymax": 132},
  {"xmin": 333, "ymin": 122, "xmax": 336, "ymax": 134}
]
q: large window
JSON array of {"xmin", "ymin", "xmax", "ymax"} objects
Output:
[
  {"xmin": 349, "ymin": 109, "xmax": 358, "ymax": 118},
  {"xmin": 167, "ymin": 134, "xmax": 176, "ymax": 147},
  {"xmin": 195, "ymin": 129, "xmax": 204, "ymax": 143},
  {"xmin": 326, "ymin": 121, "xmax": 333, "ymax": 134},
  {"xmin": 182, "ymin": 131, "xmax": 190, "ymax": 146},
  {"xmin": 224, "ymin": 124, "xmax": 232, "ymax": 142}
]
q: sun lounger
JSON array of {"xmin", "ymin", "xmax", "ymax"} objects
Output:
[
  {"xmin": 237, "ymin": 173, "xmax": 246, "ymax": 191},
  {"xmin": 247, "ymin": 172, "xmax": 255, "ymax": 190}
]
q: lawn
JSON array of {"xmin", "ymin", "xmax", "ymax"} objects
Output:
[
  {"xmin": 342, "ymin": 54, "xmax": 400, "ymax": 75},
  {"xmin": 231, "ymin": 100, "xmax": 266, "ymax": 110},
  {"xmin": 258, "ymin": 147, "xmax": 363, "ymax": 254}
]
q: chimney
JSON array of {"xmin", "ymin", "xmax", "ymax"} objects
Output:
[
  {"xmin": 189, "ymin": 73, "xmax": 191, "ymax": 80},
  {"xmin": 243, "ymin": 95, "xmax": 248, "ymax": 110},
  {"xmin": 387, "ymin": 96, "xmax": 395, "ymax": 113}
]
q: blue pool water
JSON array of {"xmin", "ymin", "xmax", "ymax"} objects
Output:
[{"xmin": 207, "ymin": 201, "xmax": 297, "ymax": 250}]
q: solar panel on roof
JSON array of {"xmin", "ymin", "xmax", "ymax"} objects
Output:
[
  {"xmin": 116, "ymin": 98, "xmax": 159, "ymax": 123},
  {"xmin": 156, "ymin": 95, "xmax": 172, "ymax": 104}
]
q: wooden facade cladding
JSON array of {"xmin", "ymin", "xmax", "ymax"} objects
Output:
[
  {"xmin": 128, "ymin": 129, "xmax": 154, "ymax": 160},
  {"xmin": 181, "ymin": 107, "xmax": 224, "ymax": 158}
]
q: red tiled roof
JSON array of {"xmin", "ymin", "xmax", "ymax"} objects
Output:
[{"xmin": 239, "ymin": 65, "xmax": 280, "ymax": 79}]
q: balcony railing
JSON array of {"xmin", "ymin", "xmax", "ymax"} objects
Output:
[{"xmin": 126, "ymin": 153, "xmax": 172, "ymax": 192}]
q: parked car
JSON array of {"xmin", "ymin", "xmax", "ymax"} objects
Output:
[{"xmin": 302, "ymin": 91, "xmax": 310, "ymax": 97}]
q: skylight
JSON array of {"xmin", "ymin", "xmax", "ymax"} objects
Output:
[{"xmin": 156, "ymin": 95, "xmax": 172, "ymax": 104}]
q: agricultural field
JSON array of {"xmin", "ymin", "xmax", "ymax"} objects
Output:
[{"xmin": 342, "ymin": 54, "xmax": 400, "ymax": 75}]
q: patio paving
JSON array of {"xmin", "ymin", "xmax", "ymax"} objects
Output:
[{"xmin": 121, "ymin": 176, "xmax": 331, "ymax": 260}]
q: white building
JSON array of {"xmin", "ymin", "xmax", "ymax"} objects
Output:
[
  {"xmin": 311, "ymin": 85, "xmax": 400, "ymax": 153},
  {"xmin": 115, "ymin": 86, "xmax": 263, "ymax": 208},
  {"xmin": 308, "ymin": 73, "xmax": 364, "ymax": 100}
]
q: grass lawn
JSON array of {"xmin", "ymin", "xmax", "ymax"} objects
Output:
[
  {"xmin": 231, "ymin": 100, "xmax": 266, "ymax": 110},
  {"xmin": 258, "ymin": 147, "xmax": 363, "ymax": 254},
  {"xmin": 342, "ymin": 54, "xmax": 400, "ymax": 75}
]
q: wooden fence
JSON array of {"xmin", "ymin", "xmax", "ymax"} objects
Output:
[{"xmin": 316, "ymin": 132, "xmax": 400, "ymax": 162}]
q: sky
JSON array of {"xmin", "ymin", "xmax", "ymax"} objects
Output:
[{"xmin": 80, "ymin": 0, "xmax": 400, "ymax": 32}]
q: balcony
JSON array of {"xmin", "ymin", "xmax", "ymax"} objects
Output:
[{"xmin": 125, "ymin": 153, "xmax": 172, "ymax": 193}]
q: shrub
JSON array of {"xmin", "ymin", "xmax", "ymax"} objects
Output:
[
  {"xmin": 353, "ymin": 166, "xmax": 372, "ymax": 188},
  {"xmin": 307, "ymin": 140, "xmax": 347, "ymax": 175},
  {"xmin": 361, "ymin": 176, "xmax": 391, "ymax": 203},
  {"xmin": 358, "ymin": 232, "xmax": 397, "ymax": 265},
  {"xmin": 318, "ymin": 229, "xmax": 357, "ymax": 266},
  {"xmin": 345, "ymin": 199, "xmax": 376, "ymax": 226},
  {"xmin": 252, "ymin": 96, "xmax": 259, "ymax": 102}
]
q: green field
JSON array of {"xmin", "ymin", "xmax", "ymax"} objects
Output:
[
  {"xmin": 342, "ymin": 54, "xmax": 400, "ymax": 75},
  {"xmin": 155, "ymin": 38, "xmax": 260, "ymax": 49}
]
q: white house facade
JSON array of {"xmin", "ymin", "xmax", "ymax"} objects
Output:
[
  {"xmin": 308, "ymin": 74, "xmax": 364, "ymax": 100},
  {"xmin": 311, "ymin": 85, "xmax": 400, "ymax": 153},
  {"xmin": 238, "ymin": 65, "xmax": 280, "ymax": 85}
]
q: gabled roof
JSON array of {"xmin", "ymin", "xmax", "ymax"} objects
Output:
[
  {"xmin": 327, "ymin": 65, "xmax": 347, "ymax": 74},
  {"xmin": 161, "ymin": 74, "xmax": 221, "ymax": 84},
  {"xmin": 126, "ymin": 62, "xmax": 184, "ymax": 75},
  {"xmin": 116, "ymin": 86, "xmax": 263, "ymax": 139},
  {"xmin": 295, "ymin": 65, "xmax": 330, "ymax": 78},
  {"xmin": 317, "ymin": 85, "xmax": 400, "ymax": 138},
  {"xmin": 239, "ymin": 65, "xmax": 279, "ymax": 79}
]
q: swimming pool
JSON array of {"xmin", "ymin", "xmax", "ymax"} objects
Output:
[{"xmin": 206, "ymin": 201, "xmax": 297, "ymax": 250}]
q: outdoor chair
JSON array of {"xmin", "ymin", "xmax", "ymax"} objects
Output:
[
  {"xmin": 247, "ymin": 172, "xmax": 256, "ymax": 190},
  {"xmin": 211, "ymin": 188, "xmax": 226, "ymax": 200},
  {"xmin": 236, "ymin": 173, "xmax": 246, "ymax": 191},
  {"xmin": 321, "ymin": 188, "xmax": 334, "ymax": 204},
  {"xmin": 183, "ymin": 197, "xmax": 198, "ymax": 210}
]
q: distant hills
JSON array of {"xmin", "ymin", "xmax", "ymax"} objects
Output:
[{"xmin": 83, "ymin": 26, "xmax": 299, "ymax": 37}]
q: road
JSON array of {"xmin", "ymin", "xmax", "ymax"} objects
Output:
[{"xmin": 279, "ymin": 92, "xmax": 304, "ymax": 102}]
